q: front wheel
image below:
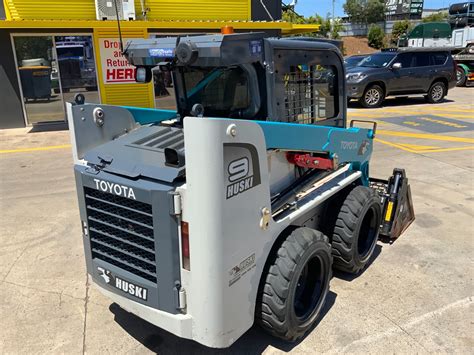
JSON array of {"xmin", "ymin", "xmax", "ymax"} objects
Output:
[
  {"xmin": 425, "ymin": 81, "xmax": 446, "ymax": 103},
  {"xmin": 331, "ymin": 186, "xmax": 382, "ymax": 274},
  {"xmin": 257, "ymin": 228, "xmax": 332, "ymax": 342},
  {"xmin": 359, "ymin": 84, "xmax": 384, "ymax": 108}
]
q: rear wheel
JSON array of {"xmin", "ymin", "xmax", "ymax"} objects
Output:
[
  {"xmin": 456, "ymin": 68, "xmax": 467, "ymax": 87},
  {"xmin": 360, "ymin": 84, "xmax": 384, "ymax": 108},
  {"xmin": 425, "ymin": 81, "xmax": 446, "ymax": 103},
  {"xmin": 331, "ymin": 186, "xmax": 382, "ymax": 274},
  {"xmin": 257, "ymin": 227, "xmax": 332, "ymax": 341}
]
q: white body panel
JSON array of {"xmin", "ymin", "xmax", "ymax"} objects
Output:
[
  {"xmin": 408, "ymin": 37, "xmax": 451, "ymax": 48},
  {"xmin": 88, "ymin": 116, "xmax": 362, "ymax": 348},
  {"xmin": 95, "ymin": 0, "xmax": 136, "ymax": 20},
  {"xmin": 452, "ymin": 27, "xmax": 474, "ymax": 48}
]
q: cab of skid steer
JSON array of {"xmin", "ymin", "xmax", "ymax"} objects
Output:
[{"xmin": 126, "ymin": 33, "xmax": 346, "ymax": 128}]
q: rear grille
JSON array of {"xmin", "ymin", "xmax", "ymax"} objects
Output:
[
  {"xmin": 84, "ymin": 187, "xmax": 157, "ymax": 283},
  {"xmin": 129, "ymin": 127, "xmax": 184, "ymax": 151}
]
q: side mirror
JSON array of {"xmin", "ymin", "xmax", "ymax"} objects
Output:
[
  {"xmin": 135, "ymin": 66, "xmax": 153, "ymax": 83},
  {"xmin": 392, "ymin": 62, "xmax": 402, "ymax": 70}
]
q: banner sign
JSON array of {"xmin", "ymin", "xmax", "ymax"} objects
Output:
[
  {"xmin": 99, "ymin": 38, "xmax": 136, "ymax": 84},
  {"xmin": 386, "ymin": 0, "xmax": 424, "ymax": 16}
]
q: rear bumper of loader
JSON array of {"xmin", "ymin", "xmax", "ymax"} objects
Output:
[
  {"xmin": 370, "ymin": 168, "xmax": 415, "ymax": 240},
  {"xmin": 96, "ymin": 283, "xmax": 194, "ymax": 339}
]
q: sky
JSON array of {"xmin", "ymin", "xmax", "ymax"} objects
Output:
[{"xmin": 292, "ymin": 0, "xmax": 455, "ymax": 18}]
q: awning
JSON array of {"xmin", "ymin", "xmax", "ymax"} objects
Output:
[{"xmin": 0, "ymin": 19, "xmax": 319, "ymax": 35}]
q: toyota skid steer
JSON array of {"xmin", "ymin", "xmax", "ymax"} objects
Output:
[{"xmin": 67, "ymin": 31, "xmax": 414, "ymax": 348}]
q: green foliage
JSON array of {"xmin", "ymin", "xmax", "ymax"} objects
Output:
[
  {"xmin": 368, "ymin": 24, "xmax": 385, "ymax": 49},
  {"xmin": 343, "ymin": 0, "xmax": 386, "ymax": 24},
  {"xmin": 343, "ymin": 0, "xmax": 365, "ymax": 23},
  {"xmin": 282, "ymin": 9, "xmax": 306, "ymax": 24},
  {"xmin": 422, "ymin": 12, "xmax": 448, "ymax": 23},
  {"xmin": 282, "ymin": 10, "xmax": 343, "ymax": 39},
  {"xmin": 391, "ymin": 20, "xmax": 412, "ymax": 45},
  {"xmin": 366, "ymin": 0, "xmax": 386, "ymax": 24},
  {"xmin": 14, "ymin": 37, "xmax": 53, "ymax": 63}
]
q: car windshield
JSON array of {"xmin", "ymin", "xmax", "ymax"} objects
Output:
[
  {"xmin": 345, "ymin": 56, "xmax": 365, "ymax": 66},
  {"xmin": 358, "ymin": 53, "xmax": 396, "ymax": 68}
]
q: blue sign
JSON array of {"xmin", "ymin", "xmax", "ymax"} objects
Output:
[
  {"xmin": 148, "ymin": 48, "xmax": 174, "ymax": 58},
  {"xmin": 249, "ymin": 40, "xmax": 263, "ymax": 56}
]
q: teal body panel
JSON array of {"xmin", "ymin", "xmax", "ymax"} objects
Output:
[
  {"xmin": 123, "ymin": 106, "xmax": 177, "ymax": 125},
  {"xmin": 122, "ymin": 107, "xmax": 373, "ymax": 184}
]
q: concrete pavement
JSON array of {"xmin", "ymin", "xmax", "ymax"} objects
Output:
[{"xmin": 0, "ymin": 87, "xmax": 473, "ymax": 353}]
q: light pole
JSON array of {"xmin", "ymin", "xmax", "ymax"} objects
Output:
[{"xmin": 332, "ymin": 0, "xmax": 336, "ymax": 38}]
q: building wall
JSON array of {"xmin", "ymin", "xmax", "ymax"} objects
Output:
[
  {"xmin": 4, "ymin": 0, "xmax": 253, "ymax": 21},
  {"xmin": 141, "ymin": 0, "xmax": 250, "ymax": 20},
  {"xmin": 0, "ymin": 29, "xmax": 25, "ymax": 128},
  {"xmin": 93, "ymin": 27, "xmax": 154, "ymax": 108}
]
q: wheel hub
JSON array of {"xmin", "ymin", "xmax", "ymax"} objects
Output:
[
  {"xmin": 365, "ymin": 89, "xmax": 380, "ymax": 106},
  {"xmin": 432, "ymin": 85, "xmax": 443, "ymax": 101}
]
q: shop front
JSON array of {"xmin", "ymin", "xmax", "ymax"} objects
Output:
[{"xmin": 0, "ymin": 0, "xmax": 318, "ymax": 128}]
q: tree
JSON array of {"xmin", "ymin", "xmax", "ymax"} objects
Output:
[
  {"xmin": 282, "ymin": 10, "xmax": 343, "ymax": 39},
  {"xmin": 368, "ymin": 24, "xmax": 385, "ymax": 49},
  {"xmin": 391, "ymin": 20, "xmax": 412, "ymax": 45},
  {"xmin": 343, "ymin": 0, "xmax": 366, "ymax": 23},
  {"xmin": 311, "ymin": 14, "xmax": 343, "ymax": 39},
  {"xmin": 343, "ymin": 0, "xmax": 386, "ymax": 24},
  {"xmin": 366, "ymin": 0, "xmax": 386, "ymax": 24},
  {"xmin": 282, "ymin": 9, "xmax": 306, "ymax": 24},
  {"xmin": 14, "ymin": 37, "xmax": 53, "ymax": 63},
  {"xmin": 422, "ymin": 12, "xmax": 448, "ymax": 23}
]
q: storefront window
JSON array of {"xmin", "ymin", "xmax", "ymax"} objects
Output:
[
  {"xmin": 13, "ymin": 36, "xmax": 64, "ymax": 124},
  {"xmin": 54, "ymin": 36, "xmax": 99, "ymax": 105},
  {"xmin": 153, "ymin": 67, "xmax": 176, "ymax": 110},
  {"xmin": 13, "ymin": 34, "xmax": 99, "ymax": 125}
]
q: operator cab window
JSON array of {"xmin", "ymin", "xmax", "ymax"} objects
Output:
[
  {"xmin": 279, "ymin": 64, "xmax": 337, "ymax": 124},
  {"xmin": 181, "ymin": 66, "xmax": 251, "ymax": 118}
]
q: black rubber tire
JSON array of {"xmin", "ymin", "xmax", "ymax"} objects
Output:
[
  {"xmin": 456, "ymin": 68, "xmax": 467, "ymax": 87},
  {"xmin": 256, "ymin": 228, "xmax": 332, "ymax": 342},
  {"xmin": 331, "ymin": 186, "xmax": 382, "ymax": 274},
  {"xmin": 425, "ymin": 81, "xmax": 447, "ymax": 103},
  {"xmin": 359, "ymin": 84, "xmax": 384, "ymax": 108}
]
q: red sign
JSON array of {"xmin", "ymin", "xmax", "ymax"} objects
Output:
[{"xmin": 100, "ymin": 38, "xmax": 136, "ymax": 84}]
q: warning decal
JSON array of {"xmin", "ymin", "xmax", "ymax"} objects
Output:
[{"xmin": 99, "ymin": 38, "xmax": 136, "ymax": 84}]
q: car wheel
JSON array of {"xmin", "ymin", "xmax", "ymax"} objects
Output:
[
  {"xmin": 256, "ymin": 227, "xmax": 332, "ymax": 341},
  {"xmin": 360, "ymin": 85, "xmax": 384, "ymax": 108},
  {"xmin": 425, "ymin": 81, "xmax": 446, "ymax": 103},
  {"xmin": 456, "ymin": 68, "xmax": 467, "ymax": 87}
]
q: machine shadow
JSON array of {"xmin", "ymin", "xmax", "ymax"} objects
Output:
[
  {"xmin": 332, "ymin": 243, "xmax": 383, "ymax": 282},
  {"xmin": 109, "ymin": 291, "xmax": 337, "ymax": 354},
  {"xmin": 348, "ymin": 96, "xmax": 454, "ymax": 109},
  {"xmin": 28, "ymin": 121, "xmax": 69, "ymax": 132}
]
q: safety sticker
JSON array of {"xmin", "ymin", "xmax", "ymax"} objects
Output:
[{"xmin": 229, "ymin": 253, "xmax": 256, "ymax": 286}]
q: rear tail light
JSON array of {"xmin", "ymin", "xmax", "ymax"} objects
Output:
[{"xmin": 181, "ymin": 221, "xmax": 190, "ymax": 270}]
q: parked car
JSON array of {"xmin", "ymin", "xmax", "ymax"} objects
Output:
[
  {"xmin": 346, "ymin": 49, "xmax": 457, "ymax": 107},
  {"xmin": 344, "ymin": 54, "xmax": 369, "ymax": 69}
]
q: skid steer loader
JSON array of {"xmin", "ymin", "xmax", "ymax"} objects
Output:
[{"xmin": 67, "ymin": 31, "xmax": 414, "ymax": 348}]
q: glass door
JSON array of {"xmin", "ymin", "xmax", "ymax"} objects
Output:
[
  {"xmin": 13, "ymin": 35, "xmax": 65, "ymax": 124},
  {"xmin": 54, "ymin": 35, "xmax": 99, "ymax": 105}
]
